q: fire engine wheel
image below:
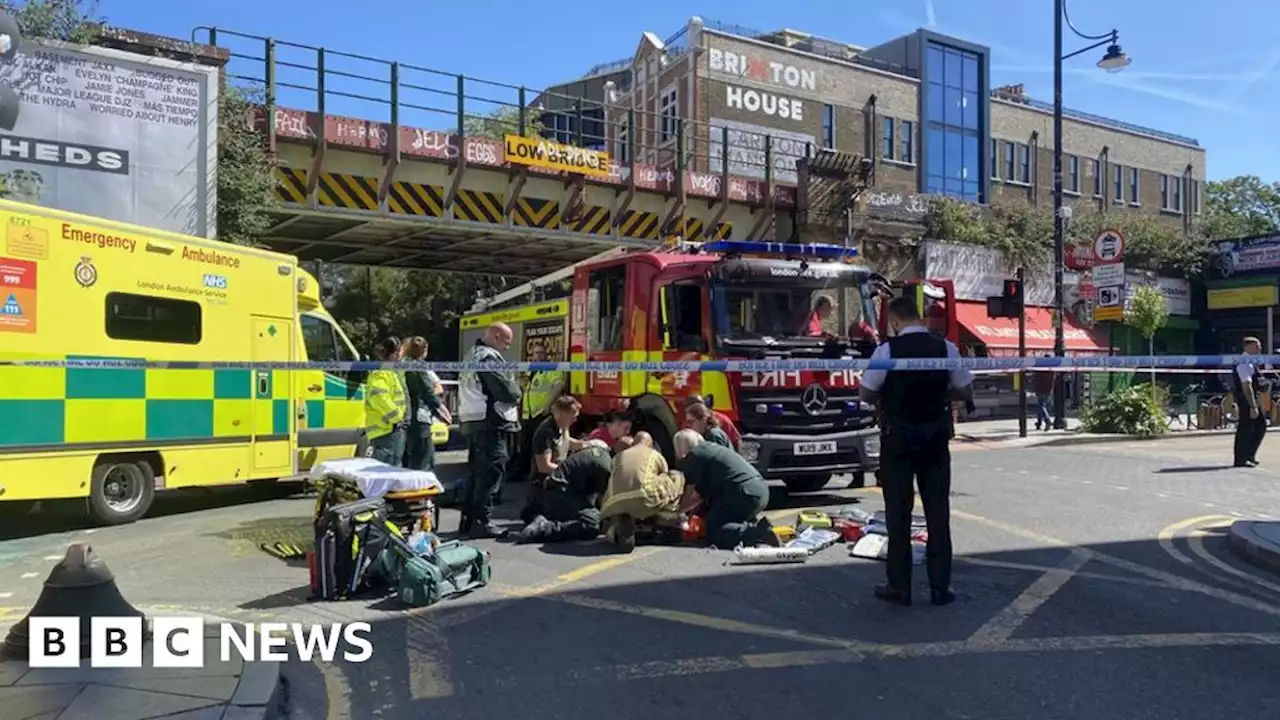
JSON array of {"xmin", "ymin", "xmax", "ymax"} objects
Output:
[
  {"xmin": 88, "ymin": 459, "xmax": 156, "ymax": 526},
  {"xmin": 782, "ymin": 474, "xmax": 832, "ymax": 493}
]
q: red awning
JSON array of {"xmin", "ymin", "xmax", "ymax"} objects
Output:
[{"xmin": 954, "ymin": 301, "xmax": 1108, "ymax": 355}]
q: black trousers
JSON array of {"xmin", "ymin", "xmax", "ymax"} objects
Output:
[
  {"xmin": 462, "ymin": 422, "xmax": 514, "ymax": 527},
  {"xmin": 880, "ymin": 430, "xmax": 953, "ymax": 593},
  {"xmin": 524, "ymin": 489, "xmax": 602, "ymax": 542},
  {"xmin": 402, "ymin": 421, "xmax": 436, "ymax": 471},
  {"xmin": 1234, "ymin": 413, "xmax": 1268, "ymax": 465},
  {"xmin": 705, "ymin": 490, "xmax": 770, "ymax": 550}
]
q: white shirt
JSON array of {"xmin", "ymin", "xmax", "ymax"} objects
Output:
[
  {"xmin": 860, "ymin": 325, "xmax": 974, "ymax": 393},
  {"xmin": 1236, "ymin": 363, "xmax": 1255, "ymax": 383}
]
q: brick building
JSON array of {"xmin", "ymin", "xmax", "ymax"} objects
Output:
[{"xmin": 541, "ymin": 16, "xmax": 1206, "ymax": 236}]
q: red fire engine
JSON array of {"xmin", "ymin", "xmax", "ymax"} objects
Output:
[{"xmin": 564, "ymin": 240, "xmax": 958, "ymax": 491}]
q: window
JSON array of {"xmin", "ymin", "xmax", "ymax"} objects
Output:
[
  {"xmin": 616, "ymin": 115, "xmax": 630, "ymax": 164},
  {"xmin": 822, "ymin": 104, "xmax": 835, "ymax": 149},
  {"xmin": 1091, "ymin": 158, "xmax": 1102, "ymax": 196},
  {"xmin": 301, "ymin": 313, "xmax": 357, "ymax": 379},
  {"xmin": 660, "ymin": 283, "xmax": 705, "ymax": 352},
  {"xmin": 587, "ymin": 265, "xmax": 626, "ymax": 352},
  {"xmin": 1192, "ymin": 180, "xmax": 1201, "ymax": 214},
  {"xmin": 1171, "ymin": 175, "xmax": 1182, "ymax": 212},
  {"xmin": 1113, "ymin": 164, "xmax": 1124, "ymax": 202},
  {"xmin": 105, "ymin": 292, "xmax": 202, "ymax": 345},
  {"xmin": 1128, "ymin": 167, "xmax": 1139, "ymax": 204},
  {"xmin": 1004, "ymin": 141, "xmax": 1015, "ymax": 180},
  {"xmin": 882, "ymin": 117, "xmax": 895, "ymax": 160},
  {"xmin": 900, "ymin": 120, "xmax": 915, "ymax": 163},
  {"xmin": 659, "ymin": 85, "xmax": 678, "ymax": 143},
  {"xmin": 990, "ymin": 138, "xmax": 999, "ymax": 180},
  {"xmin": 1017, "ymin": 143, "xmax": 1030, "ymax": 184},
  {"xmin": 924, "ymin": 41, "xmax": 984, "ymax": 202},
  {"xmin": 1067, "ymin": 155, "xmax": 1079, "ymax": 193}
]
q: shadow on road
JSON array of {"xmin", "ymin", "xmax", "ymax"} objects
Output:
[
  {"xmin": 1155, "ymin": 465, "xmax": 1235, "ymax": 474},
  {"xmin": 271, "ymin": 532, "xmax": 1280, "ymax": 720}
]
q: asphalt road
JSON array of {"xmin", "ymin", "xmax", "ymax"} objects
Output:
[{"xmin": 3, "ymin": 435, "xmax": 1280, "ymax": 719}]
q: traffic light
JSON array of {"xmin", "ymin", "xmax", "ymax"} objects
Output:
[{"xmin": 1002, "ymin": 278, "xmax": 1024, "ymax": 316}]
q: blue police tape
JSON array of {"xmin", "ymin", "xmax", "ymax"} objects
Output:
[{"xmin": 0, "ymin": 354, "xmax": 1271, "ymax": 372}]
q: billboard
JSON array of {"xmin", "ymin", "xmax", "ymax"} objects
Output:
[
  {"xmin": 0, "ymin": 38, "xmax": 218, "ymax": 237},
  {"xmin": 707, "ymin": 117, "xmax": 814, "ymax": 184}
]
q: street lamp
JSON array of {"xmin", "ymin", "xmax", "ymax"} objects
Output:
[{"xmin": 1052, "ymin": 0, "xmax": 1128, "ymax": 429}]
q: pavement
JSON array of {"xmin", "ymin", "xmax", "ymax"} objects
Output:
[{"xmin": 4, "ymin": 435, "xmax": 1280, "ymax": 718}]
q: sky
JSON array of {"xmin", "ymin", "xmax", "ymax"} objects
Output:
[{"xmin": 98, "ymin": 0, "xmax": 1280, "ymax": 182}]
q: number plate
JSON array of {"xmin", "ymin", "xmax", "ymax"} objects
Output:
[{"xmin": 793, "ymin": 441, "xmax": 837, "ymax": 456}]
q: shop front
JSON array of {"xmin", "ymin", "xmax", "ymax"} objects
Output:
[{"xmin": 1207, "ymin": 233, "xmax": 1280, "ymax": 352}]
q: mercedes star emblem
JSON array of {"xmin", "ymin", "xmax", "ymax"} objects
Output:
[{"xmin": 802, "ymin": 384, "xmax": 828, "ymax": 415}]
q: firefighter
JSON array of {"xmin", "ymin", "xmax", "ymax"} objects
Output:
[
  {"xmin": 859, "ymin": 296, "xmax": 973, "ymax": 607},
  {"xmin": 365, "ymin": 336, "xmax": 409, "ymax": 466},
  {"xmin": 457, "ymin": 323, "xmax": 522, "ymax": 539}
]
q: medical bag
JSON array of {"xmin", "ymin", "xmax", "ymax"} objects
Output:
[
  {"xmin": 312, "ymin": 496, "xmax": 402, "ymax": 600},
  {"xmin": 397, "ymin": 540, "xmax": 492, "ymax": 609}
]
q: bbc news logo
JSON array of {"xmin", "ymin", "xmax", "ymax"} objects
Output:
[{"xmin": 29, "ymin": 617, "xmax": 374, "ymax": 667}]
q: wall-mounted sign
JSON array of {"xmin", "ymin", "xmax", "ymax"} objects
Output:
[
  {"xmin": 1125, "ymin": 274, "xmax": 1190, "ymax": 316},
  {"xmin": 863, "ymin": 192, "xmax": 931, "ymax": 221},
  {"xmin": 724, "ymin": 85, "xmax": 804, "ymax": 121},
  {"xmin": 1212, "ymin": 233, "xmax": 1280, "ymax": 277},
  {"xmin": 707, "ymin": 47, "xmax": 818, "ymax": 92},
  {"xmin": 1207, "ymin": 285, "xmax": 1278, "ymax": 310},
  {"xmin": 921, "ymin": 241, "xmax": 1055, "ymax": 306},
  {"xmin": 707, "ymin": 117, "xmax": 814, "ymax": 184},
  {"xmin": 503, "ymin": 135, "xmax": 610, "ymax": 177}
]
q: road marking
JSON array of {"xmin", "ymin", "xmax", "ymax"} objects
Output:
[
  {"xmin": 19, "ymin": 573, "xmax": 36, "ymax": 579},
  {"xmin": 1157, "ymin": 515, "xmax": 1232, "ymax": 567},
  {"xmin": 958, "ymin": 558, "xmax": 1171, "ymax": 589},
  {"xmin": 958, "ymin": 509, "xmax": 1280, "ymax": 619},
  {"xmin": 406, "ymin": 615, "xmax": 454, "ymax": 700},
  {"xmin": 541, "ymin": 632, "xmax": 1280, "ymax": 686},
  {"xmin": 547, "ymin": 592, "xmax": 876, "ymax": 650},
  {"xmin": 1189, "ymin": 528, "xmax": 1280, "ymax": 596},
  {"xmin": 318, "ymin": 658, "xmax": 352, "ymax": 720},
  {"xmin": 42, "ymin": 555, "xmax": 60, "ymax": 561},
  {"xmin": 1114, "ymin": 486, "xmax": 1129, "ymax": 491},
  {"xmin": 501, "ymin": 546, "xmax": 666, "ymax": 598},
  {"xmin": 1157, "ymin": 493, "xmax": 1170, "ymax": 499},
  {"xmin": 968, "ymin": 549, "xmax": 1091, "ymax": 643}
]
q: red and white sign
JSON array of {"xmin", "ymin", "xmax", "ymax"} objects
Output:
[{"xmin": 1093, "ymin": 229, "xmax": 1125, "ymax": 264}]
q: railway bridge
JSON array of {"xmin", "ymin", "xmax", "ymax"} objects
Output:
[{"xmin": 207, "ymin": 29, "xmax": 855, "ymax": 279}]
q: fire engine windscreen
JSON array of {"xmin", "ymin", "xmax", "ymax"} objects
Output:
[{"xmin": 712, "ymin": 259, "xmax": 873, "ymax": 347}]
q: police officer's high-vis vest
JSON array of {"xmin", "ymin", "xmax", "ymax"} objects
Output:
[
  {"xmin": 522, "ymin": 370, "xmax": 564, "ymax": 418},
  {"xmin": 458, "ymin": 342, "xmax": 519, "ymax": 424},
  {"xmin": 364, "ymin": 369, "xmax": 407, "ymax": 440}
]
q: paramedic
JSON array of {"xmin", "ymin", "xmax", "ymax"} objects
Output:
[
  {"xmin": 520, "ymin": 395, "xmax": 584, "ymax": 523},
  {"xmin": 458, "ymin": 323, "xmax": 522, "ymax": 539},
  {"xmin": 365, "ymin": 336, "xmax": 409, "ymax": 466},
  {"xmin": 402, "ymin": 336, "xmax": 451, "ymax": 471},
  {"xmin": 512, "ymin": 345, "xmax": 565, "ymax": 485},
  {"xmin": 586, "ymin": 410, "xmax": 635, "ymax": 453},
  {"xmin": 859, "ymin": 296, "xmax": 972, "ymax": 607},
  {"xmin": 514, "ymin": 439, "xmax": 614, "ymax": 544},
  {"xmin": 1232, "ymin": 336, "xmax": 1269, "ymax": 468},
  {"xmin": 683, "ymin": 395, "xmax": 741, "ymax": 450},
  {"xmin": 685, "ymin": 403, "xmax": 732, "ymax": 448},
  {"xmin": 674, "ymin": 430, "xmax": 778, "ymax": 549}
]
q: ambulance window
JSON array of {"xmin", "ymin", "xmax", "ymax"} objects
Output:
[
  {"xmin": 587, "ymin": 265, "xmax": 626, "ymax": 352},
  {"xmin": 301, "ymin": 314, "xmax": 339, "ymax": 361},
  {"xmin": 105, "ymin": 292, "xmax": 201, "ymax": 345}
]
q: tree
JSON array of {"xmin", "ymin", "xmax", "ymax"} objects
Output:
[
  {"xmin": 2, "ymin": 0, "xmax": 102, "ymax": 43},
  {"xmin": 463, "ymin": 105, "xmax": 546, "ymax": 141},
  {"xmin": 1201, "ymin": 175, "xmax": 1280, "ymax": 240},
  {"xmin": 1126, "ymin": 284, "xmax": 1169, "ymax": 401},
  {"xmin": 1065, "ymin": 204, "xmax": 1209, "ymax": 275}
]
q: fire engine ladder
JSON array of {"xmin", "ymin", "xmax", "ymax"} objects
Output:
[{"xmin": 467, "ymin": 247, "xmax": 626, "ymax": 312}]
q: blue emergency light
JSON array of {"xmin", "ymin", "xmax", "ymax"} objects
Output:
[{"xmin": 702, "ymin": 240, "xmax": 858, "ymax": 260}]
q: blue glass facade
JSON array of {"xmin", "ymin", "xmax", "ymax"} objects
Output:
[{"xmin": 919, "ymin": 35, "xmax": 989, "ymax": 203}]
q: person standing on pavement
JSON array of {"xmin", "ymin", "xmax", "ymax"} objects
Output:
[
  {"xmin": 1232, "ymin": 336, "xmax": 1270, "ymax": 468},
  {"xmin": 457, "ymin": 323, "xmax": 521, "ymax": 538},
  {"xmin": 402, "ymin": 336, "xmax": 451, "ymax": 471},
  {"xmin": 859, "ymin": 296, "xmax": 973, "ymax": 607},
  {"xmin": 673, "ymin": 430, "xmax": 779, "ymax": 550},
  {"xmin": 364, "ymin": 336, "xmax": 409, "ymax": 466},
  {"xmin": 1032, "ymin": 354, "xmax": 1055, "ymax": 432}
]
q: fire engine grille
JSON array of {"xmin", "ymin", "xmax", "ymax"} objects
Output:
[{"xmin": 735, "ymin": 388, "xmax": 875, "ymax": 435}]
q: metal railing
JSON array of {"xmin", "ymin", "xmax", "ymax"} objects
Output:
[
  {"xmin": 992, "ymin": 93, "xmax": 1200, "ymax": 147},
  {"xmin": 192, "ymin": 26, "xmax": 837, "ymax": 186}
]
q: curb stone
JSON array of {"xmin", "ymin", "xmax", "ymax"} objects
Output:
[{"xmin": 1226, "ymin": 521, "xmax": 1280, "ymax": 576}]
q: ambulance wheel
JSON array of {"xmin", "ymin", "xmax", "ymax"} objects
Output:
[
  {"xmin": 87, "ymin": 459, "xmax": 155, "ymax": 526},
  {"xmin": 782, "ymin": 474, "xmax": 831, "ymax": 493}
]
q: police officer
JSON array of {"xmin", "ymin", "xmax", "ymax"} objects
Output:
[
  {"xmin": 1232, "ymin": 336, "xmax": 1270, "ymax": 468},
  {"xmin": 512, "ymin": 344, "xmax": 565, "ymax": 485},
  {"xmin": 365, "ymin": 336, "xmax": 408, "ymax": 465},
  {"xmin": 457, "ymin": 323, "xmax": 522, "ymax": 538},
  {"xmin": 859, "ymin": 296, "xmax": 973, "ymax": 607}
]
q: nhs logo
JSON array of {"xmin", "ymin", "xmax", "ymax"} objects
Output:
[{"xmin": 203, "ymin": 274, "xmax": 228, "ymax": 290}]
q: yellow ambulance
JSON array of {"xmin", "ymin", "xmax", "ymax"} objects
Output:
[{"xmin": 0, "ymin": 200, "xmax": 433, "ymax": 525}]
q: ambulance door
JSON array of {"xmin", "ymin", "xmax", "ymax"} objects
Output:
[
  {"xmin": 297, "ymin": 312, "xmax": 365, "ymax": 470},
  {"xmin": 250, "ymin": 315, "xmax": 294, "ymax": 477}
]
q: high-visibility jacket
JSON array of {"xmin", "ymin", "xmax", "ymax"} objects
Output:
[
  {"xmin": 365, "ymin": 369, "xmax": 407, "ymax": 440},
  {"xmin": 458, "ymin": 342, "xmax": 519, "ymax": 425},
  {"xmin": 522, "ymin": 370, "xmax": 564, "ymax": 418}
]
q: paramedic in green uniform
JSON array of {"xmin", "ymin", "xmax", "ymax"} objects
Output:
[
  {"xmin": 365, "ymin": 337, "xmax": 409, "ymax": 465},
  {"xmin": 402, "ymin": 336, "xmax": 450, "ymax": 471},
  {"xmin": 512, "ymin": 344, "xmax": 565, "ymax": 485},
  {"xmin": 674, "ymin": 430, "xmax": 779, "ymax": 549},
  {"xmin": 513, "ymin": 439, "xmax": 613, "ymax": 544}
]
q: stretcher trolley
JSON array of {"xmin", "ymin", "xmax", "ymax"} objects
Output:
[{"xmin": 309, "ymin": 458, "xmax": 445, "ymax": 535}]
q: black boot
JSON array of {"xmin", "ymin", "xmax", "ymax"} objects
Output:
[
  {"xmin": 930, "ymin": 588, "xmax": 956, "ymax": 606},
  {"xmin": 874, "ymin": 584, "xmax": 912, "ymax": 606},
  {"xmin": 514, "ymin": 516, "xmax": 555, "ymax": 544}
]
